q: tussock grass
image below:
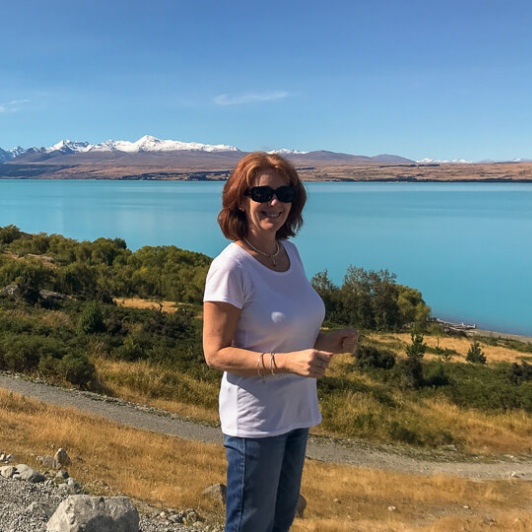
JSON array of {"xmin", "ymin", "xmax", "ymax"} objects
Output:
[
  {"xmin": 0, "ymin": 389, "xmax": 226, "ymax": 515},
  {"xmin": 369, "ymin": 332, "xmax": 529, "ymax": 363},
  {"xmin": 2, "ymin": 389, "xmax": 532, "ymax": 531},
  {"xmin": 115, "ymin": 297, "xmax": 178, "ymax": 313},
  {"xmin": 92, "ymin": 356, "xmax": 220, "ymax": 423},
  {"xmin": 90, "ymin": 342, "xmax": 532, "ymax": 455},
  {"xmin": 314, "ymin": 352, "xmax": 532, "ymax": 454}
]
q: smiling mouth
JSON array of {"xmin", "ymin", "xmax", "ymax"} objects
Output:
[{"xmin": 262, "ymin": 211, "xmax": 283, "ymax": 218}]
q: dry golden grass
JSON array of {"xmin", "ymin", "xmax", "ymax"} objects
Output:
[
  {"xmin": 0, "ymin": 389, "xmax": 226, "ymax": 517},
  {"xmin": 2, "ymin": 389, "xmax": 532, "ymax": 531},
  {"xmin": 316, "ymin": 352, "xmax": 532, "ymax": 455},
  {"xmin": 91, "ymin": 345, "xmax": 532, "ymax": 456},
  {"xmin": 115, "ymin": 297, "xmax": 177, "ymax": 313},
  {"xmin": 92, "ymin": 356, "xmax": 220, "ymax": 424},
  {"xmin": 367, "ymin": 332, "xmax": 529, "ymax": 363}
]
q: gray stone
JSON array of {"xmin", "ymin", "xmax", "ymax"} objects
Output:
[
  {"xmin": 296, "ymin": 494, "xmax": 307, "ymax": 517},
  {"xmin": 202, "ymin": 483, "xmax": 226, "ymax": 505},
  {"xmin": 38, "ymin": 455, "xmax": 60, "ymax": 470},
  {"xmin": 56, "ymin": 470, "xmax": 70, "ymax": 480},
  {"xmin": 54, "ymin": 448, "xmax": 72, "ymax": 468},
  {"xmin": 26, "ymin": 501, "xmax": 56, "ymax": 519},
  {"xmin": 15, "ymin": 464, "xmax": 46, "ymax": 483},
  {"xmin": 46, "ymin": 495, "xmax": 139, "ymax": 532},
  {"xmin": 1, "ymin": 465, "xmax": 17, "ymax": 478}
]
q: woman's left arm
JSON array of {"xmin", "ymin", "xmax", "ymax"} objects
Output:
[{"xmin": 314, "ymin": 328, "xmax": 359, "ymax": 355}]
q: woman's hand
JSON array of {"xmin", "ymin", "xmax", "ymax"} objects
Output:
[
  {"xmin": 315, "ymin": 328, "xmax": 359, "ymax": 355},
  {"xmin": 275, "ymin": 349, "xmax": 334, "ymax": 379}
]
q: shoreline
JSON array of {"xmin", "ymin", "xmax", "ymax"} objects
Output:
[
  {"xmin": 434, "ymin": 319, "xmax": 532, "ymax": 344},
  {"xmin": 469, "ymin": 328, "xmax": 532, "ymax": 345}
]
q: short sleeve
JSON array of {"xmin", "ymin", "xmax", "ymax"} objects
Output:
[{"xmin": 203, "ymin": 254, "xmax": 246, "ymax": 309}]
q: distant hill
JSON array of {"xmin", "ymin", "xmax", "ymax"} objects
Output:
[
  {"xmin": 0, "ymin": 136, "xmax": 416, "ymax": 180},
  {"xmin": 1, "ymin": 135, "xmax": 531, "ymax": 181}
]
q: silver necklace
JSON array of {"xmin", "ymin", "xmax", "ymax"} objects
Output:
[{"xmin": 244, "ymin": 238, "xmax": 281, "ymax": 267}]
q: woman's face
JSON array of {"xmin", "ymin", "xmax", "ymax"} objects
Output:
[{"xmin": 241, "ymin": 169, "xmax": 292, "ymax": 241}]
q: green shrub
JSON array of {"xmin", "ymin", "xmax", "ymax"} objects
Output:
[
  {"xmin": 509, "ymin": 361, "xmax": 532, "ymax": 385},
  {"xmin": 78, "ymin": 301, "xmax": 106, "ymax": 334},
  {"xmin": 355, "ymin": 344, "xmax": 396, "ymax": 370},
  {"xmin": 466, "ymin": 340, "xmax": 487, "ymax": 364},
  {"xmin": 389, "ymin": 421, "xmax": 420, "ymax": 445},
  {"xmin": 397, "ymin": 356, "xmax": 424, "ymax": 390}
]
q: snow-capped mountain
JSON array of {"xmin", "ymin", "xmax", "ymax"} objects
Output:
[
  {"xmin": 0, "ymin": 135, "xmax": 240, "ymax": 162},
  {"xmin": 89, "ymin": 135, "xmax": 239, "ymax": 154},
  {"xmin": 417, "ymin": 158, "xmax": 472, "ymax": 164},
  {"xmin": 268, "ymin": 148, "xmax": 309, "ymax": 155},
  {"xmin": 46, "ymin": 140, "xmax": 92, "ymax": 154},
  {"xmin": 0, "ymin": 145, "xmax": 27, "ymax": 163}
]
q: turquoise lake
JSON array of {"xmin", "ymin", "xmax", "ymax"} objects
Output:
[{"xmin": 1, "ymin": 179, "xmax": 531, "ymax": 336}]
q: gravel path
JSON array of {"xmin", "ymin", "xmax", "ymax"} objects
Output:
[{"xmin": 2, "ymin": 372, "xmax": 532, "ymax": 482}]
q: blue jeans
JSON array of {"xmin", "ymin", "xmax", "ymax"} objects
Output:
[{"xmin": 223, "ymin": 428, "xmax": 309, "ymax": 532}]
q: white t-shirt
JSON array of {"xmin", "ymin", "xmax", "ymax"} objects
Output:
[{"xmin": 203, "ymin": 240, "xmax": 326, "ymax": 438}]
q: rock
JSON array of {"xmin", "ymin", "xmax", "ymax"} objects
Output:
[
  {"xmin": 15, "ymin": 464, "xmax": 46, "ymax": 483},
  {"xmin": 56, "ymin": 470, "xmax": 70, "ymax": 480},
  {"xmin": 441, "ymin": 444, "xmax": 458, "ymax": 452},
  {"xmin": 26, "ymin": 501, "xmax": 56, "ymax": 519},
  {"xmin": 0, "ymin": 284, "xmax": 19, "ymax": 297},
  {"xmin": 202, "ymin": 483, "xmax": 226, "ymax": 505},
  {"xmin": 57, "ymin": 477, "xmax": 83, "ymax": 495},
  {"xmin": 54, "ymin": 449, "xmax": 72, "ymax": 468},
  {"xmin": 296, "ymin": 494, "xmax": 307, "ymax": 517},
  {"xmin": 1, "ymin": 465, "xmax": 17, "ymax": 478},
  {"xmin": 179, "ymin": 508, "xmax": 203, "ymax": 526},
  {"xmin": 40, "ymin": 289, "xmax": 68, "ymax": 302},
  {"xmin": 38, "ymin": 455, "xmax": 61, "ymax": 470},
  {"xmin": 46, "ymin": 495, "xmax": 140, "ymax": 532}
]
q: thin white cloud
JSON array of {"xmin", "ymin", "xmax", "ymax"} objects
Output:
[
  {"xmin": 214, "ymin": 91, "xmax": 290, "ymax": 106},
  {"xmin": 0, "ymin": 99, "xmax": 30, "ymax": 113}
]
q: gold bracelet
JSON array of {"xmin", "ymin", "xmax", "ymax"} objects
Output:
[{"xmin": 256, "ymin": 353, "xmax": 266, "ymax": 378}]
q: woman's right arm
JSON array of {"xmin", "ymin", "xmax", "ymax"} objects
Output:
[
  {"xmin": 203, "ymin": 301, "xmax": 263, "ymax": 376},
  {"xmin": 202, "ymin": 301, "xmax": 333, "ymax": 378}
]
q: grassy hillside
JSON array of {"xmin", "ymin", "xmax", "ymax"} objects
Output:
[{"xmin": 1, "ymin": 225, "xmax": 532, "ymax": 454}]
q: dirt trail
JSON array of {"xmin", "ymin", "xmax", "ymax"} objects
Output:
[{"xmin": 2, "ymin": 372, "xmax": 532, "ymax": 482}]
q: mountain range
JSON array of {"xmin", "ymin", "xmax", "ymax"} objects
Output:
[
  {"xmin": 2, "ymin": 136, "xmax": 531, "ymax": 182},
  {"xmin": 0, "ymin": 135, "xmax": 412, "ymax": 165}
]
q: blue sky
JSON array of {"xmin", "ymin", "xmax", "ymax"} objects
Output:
[{"xmin": 1, "ymin": 0, "xmax": 531, "ymax": 161}]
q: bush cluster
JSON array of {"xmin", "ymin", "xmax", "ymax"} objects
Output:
[
  {"xmin": 350, "ymin": 333, "xmax": 532, "ymax": 414},
  {"xmin": 0, "ymin": 225, "xmax": 211, "ymax": 305},
  {"xmin": 312, "ymin": 266, "xmax": 431, "ymax": 331},
  {"xmin": 0, "ymin": 295, "xmax": 204, "ymax": 389}
]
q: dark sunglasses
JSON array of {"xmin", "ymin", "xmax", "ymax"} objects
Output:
[{"xmin": 244, "ymin": 185, "xmax": 297, "ymax": 203}]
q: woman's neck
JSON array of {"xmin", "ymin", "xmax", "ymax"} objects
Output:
[{"xmin": 243, "ymin": 234, "xmax": 278, "ymax": 256}]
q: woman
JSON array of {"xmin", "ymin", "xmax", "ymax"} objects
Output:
[{"xmin": 203, "ymin": 152, "xmax": 357, "ymax": 531}]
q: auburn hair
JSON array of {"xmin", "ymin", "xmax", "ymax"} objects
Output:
[{"xmin": 218, "ymin": 152, "xmax": 307, "ymax": 241}]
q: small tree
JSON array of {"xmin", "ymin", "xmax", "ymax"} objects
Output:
[
  {"xmin": 399, "ymin": 332, "xmax": 426, "ymax": 389},
  {"xmin": 78, "ymin": 301, "xmax": 105, "ymax": 334},
  {"xmin": 405, "ymin": 331, "xmax": 426, "ymax": 359},
  {"xmin": 466, "ymin": 340, "xmax": 487, "ymax": 364}
]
